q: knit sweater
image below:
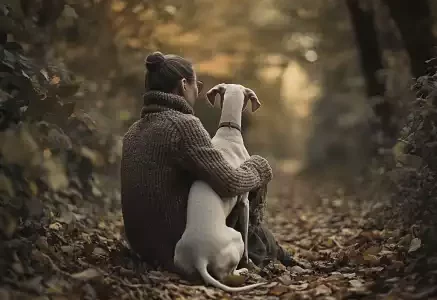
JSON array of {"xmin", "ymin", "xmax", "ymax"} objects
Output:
[{"xmin": 120, "ymin": 91, "xmax": 273, "ymax": 270}]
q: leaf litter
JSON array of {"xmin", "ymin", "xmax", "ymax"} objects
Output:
[{"xmin": 1, "ymin": 169, "xmax": 436, "ymax": 300}]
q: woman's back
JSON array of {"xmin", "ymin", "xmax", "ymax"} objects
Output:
[{"xmin": 121, "ymin": 105, "xmax": 194, "ymax": 269}]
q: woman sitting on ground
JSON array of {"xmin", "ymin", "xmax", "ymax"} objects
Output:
[{"xmin": 120, "ymin": 51, "xmax": 295, "ymax": 272}]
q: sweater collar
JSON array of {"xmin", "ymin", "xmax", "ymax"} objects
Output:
[{"xmin": 141, "ymin": 91, "xmax": 194, "ymax": 117}]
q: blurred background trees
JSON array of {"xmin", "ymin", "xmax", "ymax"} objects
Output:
[
  {"xmin": 2, "ymin": 0, "xmax": 437, "ymax": 212},
  {"xmin": 2, "ymin": 0, "xmax": 437, "ymax": 177},
  {"xmin": 23, "ymin": 0, "xmax": 432, "ymax": 171}
]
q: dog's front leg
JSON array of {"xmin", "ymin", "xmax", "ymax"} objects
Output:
[{"xmin": 239, "ymin": 195, "xmax": 250, "ymax": 264}]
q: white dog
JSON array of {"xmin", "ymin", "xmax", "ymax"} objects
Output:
[{"xmin": 173, "ymin": 84, "xmax": 265, "ymax": 292}]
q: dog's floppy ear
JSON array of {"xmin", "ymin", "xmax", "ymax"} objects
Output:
[
  {"xmin": 206, "ymin": 83, "xmax": 226, "ymax": 107},
  {"xmin": 251, "ymin": 97, "xmax": 261, "ymax": 112},
  {"xmin": 246, "ymin": 88, "xmax": 261, "ymax": 112}
]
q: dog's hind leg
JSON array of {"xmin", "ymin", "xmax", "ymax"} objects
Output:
[{"xmin": 232, "ymin": 268, "xmax": 249, "ymax": 276}]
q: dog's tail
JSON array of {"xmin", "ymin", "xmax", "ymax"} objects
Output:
[{"xmin": 197, "ymin": 260, "xmax": 266, "ymax": 293}]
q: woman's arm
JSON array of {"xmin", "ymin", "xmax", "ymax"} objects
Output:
[{"xmin": 174, "ymin": 116, "xmax": 272, "ymax": 198}]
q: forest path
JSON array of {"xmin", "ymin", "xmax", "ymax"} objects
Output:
[{"xmin": 1, "ymin": 178, "xmax": 435, "ymax": 300}]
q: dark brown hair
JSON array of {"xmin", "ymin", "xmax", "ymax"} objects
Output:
[{"xmin": 144, "ymin": 51, "xmax": 195, "ymax": 93}]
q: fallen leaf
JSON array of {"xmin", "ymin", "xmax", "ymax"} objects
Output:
[
  {"xmin": 342, "ymin": 273, "xmax": 357, "ymax": 279},
  {"xmin": 63, "ymin": 5, "xmax": 78, "ymax": 18},
  {"xmin": 408, "ymin": 238, "xmax": 421, "ymax": 253},
  {"xmin": 56, "ymin": 208, "xmax": 75, "ymax": 224},
  {"xmin": 61, "ymin": 245, "xmax": 74, "ymax": 254},
  {"xmin": 363, "ymin": 245, "xmax": 381, "ymax": 256},
  {"xmin": 71, "ymin": 268, "xmax": 102, "ymax": 281},
  {"xmin": 49, "ymin": 222, "xmax": 63, "ymax": 230},
  {"xmin": 389, "ymin": 260, "xmax": 405, "ymax": 270},
  {"xmin": 385, "ymin": 277, "xmax": 400, "ymax": 283},
  {"xmin": 50, "ymin": 76, "xmax": 61, "ymax": 85},
  {"xmin": 289, "ymin": 265, "xmax": 308, "ymax": 274},
  {"xmin": 299, "ymin": 239, "xmax": 313, "ymax": 249},
  {"xmin": 349, "ymin": 279, "xmax": 363, "ymax": 288},
  {"xmin": 263, "ymin": 282, "xmax": 279, "ymax": 289},
  {"xmin": 269, "ymin": 285, "xmax": 289, "ymax": 296},
  {"xmin": 323, "ymin": 238, "xmax": 335, "ymax": 248},
  {"xmin": 289, "ymin": 282, "xmax": 309, "ymax": 291},
  {"xmin": 278, "ymin": 274, "xmax": 292, "ymax": 285},
  {"xmin": 92, "ymin": 247, "xmax": 107, "ymax": 256},
  {"xmin": 11, "ymin": 262, "xmax": 24, "ymax": 274},
  {"xmin": 314, "ymin": 284, "xmax": 332, "ymax": 296},
  {"xmin": 363, "ymin": 254, "xmax": 380, "ymax": 265}
]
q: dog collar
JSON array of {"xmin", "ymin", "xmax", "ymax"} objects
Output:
[{"xmin": 218, "ymin": 121, "xmax": 241, "ymax": 132}]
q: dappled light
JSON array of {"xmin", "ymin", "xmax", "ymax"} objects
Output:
[{"xmin": 1, "ymin": 0, "xmax": 437, "ymax": 299}]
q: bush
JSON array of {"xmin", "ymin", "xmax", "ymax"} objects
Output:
[
  {"xmin": 0, "ymin": 1, "xmax": 121, "ymax": 241},
  {"xmin": 379, "ymin": 59, "xmax": 437, "ymax": 253}
]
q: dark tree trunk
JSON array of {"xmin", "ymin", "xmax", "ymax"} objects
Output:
[
  {"xmin": 383, "ymin": 0, "xmax": 436, "ymax": 78},
  {"xmin": 346, "ymin": 0, "xmax": 385, "ymax": 98},
  {"xmin": 346, "ymin": 0, "xmax": 395, "ymax": 142}
]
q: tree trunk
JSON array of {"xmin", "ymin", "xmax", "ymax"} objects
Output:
[
  {"xmin": 346, "ymin": 0, "xmax": 385, "ymax": 98},
  {"xmin": 383, "ymin": 0, "xmax": 436, "ymax": 78},
  {"xmin": 346, "ymin": 0, "xmax": 395, "ymax": 142}
]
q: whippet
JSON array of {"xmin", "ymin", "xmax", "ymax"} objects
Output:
[{"xmin": 173, "ymin": 84, "xmax": 264, "ymax": 292}]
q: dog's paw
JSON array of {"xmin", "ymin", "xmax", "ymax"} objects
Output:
[{"xmin": 233, "ymin": 268, "xmax": 249, "ymax": 276}]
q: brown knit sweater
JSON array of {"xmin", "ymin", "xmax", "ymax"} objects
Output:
[{"xmin": 120, "ymin": 91, "xmax": 273, "ymax": 270}]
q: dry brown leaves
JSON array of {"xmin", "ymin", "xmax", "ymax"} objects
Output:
[{"xmin": 1, "ymin": 178, "xmax": 437, "ymax": 300}]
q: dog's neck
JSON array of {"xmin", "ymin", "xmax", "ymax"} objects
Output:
[{"xmin": 218, "ymin": 91, "xmax": 244, "ymax": 131}]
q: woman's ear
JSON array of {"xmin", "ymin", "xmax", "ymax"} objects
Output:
[
  {"xmin": 175, "ymin": 78, "xmax": 187, "ymax": 97},
  {"xmin": 180, "ymin": 78, "xmax": 188, "ymax": 91}
]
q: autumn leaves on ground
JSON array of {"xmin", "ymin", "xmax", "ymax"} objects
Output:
[{"xmin": 2, "ymin": 157, "xmax": 437, "ymax": 300}]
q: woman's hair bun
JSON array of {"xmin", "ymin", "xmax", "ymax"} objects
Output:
[{"xmin": 145, "ymin": 51, "xmax": 166, "ymax": 72}]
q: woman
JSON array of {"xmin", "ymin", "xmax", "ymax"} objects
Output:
[{"xmin": 120, "ymin": 51, "xmax": 294, "ymax": 272}]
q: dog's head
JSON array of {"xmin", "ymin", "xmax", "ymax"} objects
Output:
[{"xmin": 206, "ymin": 84, "xmax": 261, "ymax": 113}]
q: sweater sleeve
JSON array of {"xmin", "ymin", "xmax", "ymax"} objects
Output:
[{"xmin": 174, "ymin": 116, "xmax": 273, "ymax": 198}]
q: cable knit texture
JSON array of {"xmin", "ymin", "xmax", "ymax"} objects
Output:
[{"xmin": 120, "ymin": 91, "xmax": 273, "ymax": 270}]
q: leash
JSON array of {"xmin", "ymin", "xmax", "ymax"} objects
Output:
[{"xmin": 218, "ymin": 121, "xmax": 241, "ymax": 132}]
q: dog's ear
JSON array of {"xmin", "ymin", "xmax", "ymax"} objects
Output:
[
  {"xmin": 245, "ymin": 88, "xmax": 261, "ymax": 112},
  {"xmin": 206, "ymin": 91, "xmax": 217, "ymax": 107},
  {"xmin": 251, "ymin": 97, "xmax": 261, "ymax": 112},
  {"xmin": 206, "ymin": 83, "xmax": 226, "ymax": 107}
]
